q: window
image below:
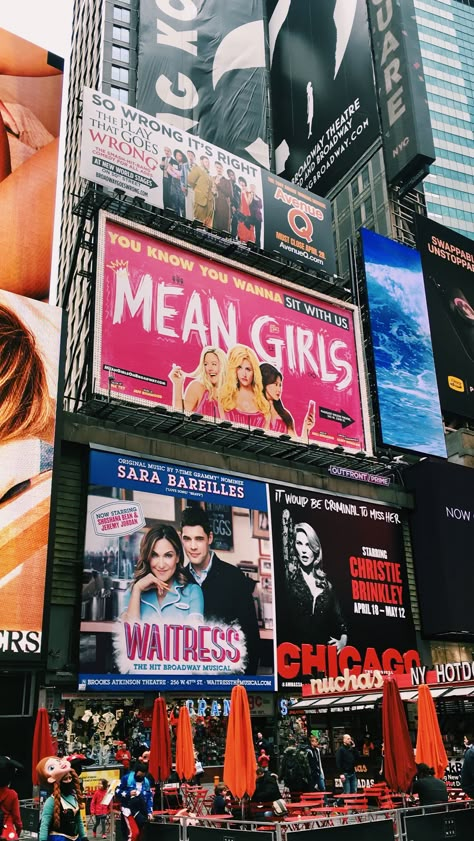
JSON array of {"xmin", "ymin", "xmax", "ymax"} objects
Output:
[
  {"xmin": 113, "ymin": 25, "xmax": 129, "ymax": 43},
  {"xmin": 114, "ymin": 6, "xmax": 130, "ymax": 22},
  {"xmin": 361, "ymin": 166, "xmax": 370, "ymax": 190},
  {"xmin": 354, "ymin": 205, "xmax": 362, "ymax": 230},
  {"xmin": 112, "ymin": 65, "xmax": 129, "ymax": 83},
  {"xmin": 112, "ymin": 45, "xmax": 130, "ymax": 62},
  {"xmin": 111, "ymin": 86, "xmax": 129, "ymax": 103}
]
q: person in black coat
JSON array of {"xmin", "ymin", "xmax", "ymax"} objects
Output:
[
  {"xmin": 181, "ymin": 507, "xmax": 260, "ymax": 674},
  {"xmin": 461, "ymin": 734, "xmax": 474, "ymax": 799},
  {"xmin": 336, "ymin": 734, "xmax": 360, "ymax": 794},
  {"xmin": 412, "ymin": 764, "xmax": 448, "ymax": 805},
  {"xmin": 251, "ymin": 768, "xmax": 281, "ymax": 803}
]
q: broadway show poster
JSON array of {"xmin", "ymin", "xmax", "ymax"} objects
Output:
[
  {"xmin": 267, "ymin": 0, "xmax": 379, "ymax": 197},
  {"xmin": 136, "ymin": 0, "xmax": 269, "ymax": 169},
  {"xmin": 81, "ymin": 88, "xmax": 336, "ymax": 275},
  {"xmin": 0, "ymin": 28, "xmax": 63, "ymax": 300},
  {"xmin": 361, "ymin": 228, "xmax": 446, "ymax": 458},
  {"xmin": 0, "ymin": 289, "xmax": 62, "ymax": 660},
  {"xmin": 269, "ymin": 485, "xmax": 418, "ymax": 691},
  {"xmin": 416, "ymin": 215, "xmax": 474, "ymax": 422},
  {"xmin": 92, "ymin": 215, "xmax": 369, "ymax": 454},
  {"xmin": 79, "ymin": 449, "xmax": 276, "ymax": 691}
]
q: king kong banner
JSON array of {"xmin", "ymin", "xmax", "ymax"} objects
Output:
[
  {"xmin": 269, "ymin": 485, "xmax": 418, "ymax": 691},
  {"xmin": 136, "ymin": 0, "xmax": 270, "ymax": 169},
  {"xmin": 267, "ymin": 0, "xmax": 380, "ymax": 197},
  {"xmin": 79, "ymin": 449, "xmax": 276, "ymax": 691},
  {"xmin": 81, "ymin": 88, "xmax": 336, "ymax": 276},
  {"xmin": 415, "ymin": 215, "xmax": 474, "ymax": 423},
  {"xmin": 92, "ymin": 214, "xmax": 369, "ymax": 454}
]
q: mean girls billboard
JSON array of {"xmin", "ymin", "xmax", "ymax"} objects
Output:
[
  {"xmin": 269, "ymin": 485, "xmax": 418, "ymax": 691},
  {"xmin": 92, "ymin": 215, "xmax": 370, "ymax": 454},
  {"xmin": 79, "ymin": 449, "xmax": 275, "ymax": 691}
]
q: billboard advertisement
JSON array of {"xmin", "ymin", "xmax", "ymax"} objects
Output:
[
  {"xmin": 92, "ymin": 215, "xmax": 370, "ymax": 454},
  {"xmin": 0, "ymin": 289, "xmax": 62, "ymax": 659},
  {"xmin": 361, "ymin": 228, "xmax": 446, "ymax": 458},
  {"xmin": 267, "ymin": 0, "xmax": 379, "ymax": 197},
  {"xmin": 415, "ymin": 216, "xmax": 474, "ymax": 422},
  {"xmin": 0, "ymin": 28, "xmax": 63, "ymax": 300},
  {"xmin": 81, "ymin": 88, "xmax": 336, "ymax": 276},
  {"xmin": 136, "ymin": 0, "xmax": 269, "ymax": 169},
  {"xmin": 405, "ymin": 460, "xmax": 474, "ymax": 640},
  {"xmin": 269, "ymin": 484, "xmax": 418, "ymax": 690},
  {"xmin": 79, "ymin": 449, "xmax": 275, "ymax": 691},
  {"xmin": 367, "ymin": 0, "xmax": 435, "ymax": 190}
]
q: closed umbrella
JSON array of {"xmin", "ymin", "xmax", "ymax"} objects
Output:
[
  {"xmin": 149, "ymin": 697, "xmax": 171, "ymax": 810},
  {"xmin": 415, "ymin": 684, "xmax": 448, "ymax": 778},
  {"xmin": 32, "ymin": 708, "xmax": 54, "ymax": 785},
  {"xmin": 224, "ymin": 684, "xmax": 256, "ymax": 801},
  {"xmin": 382, "ymin": 677, "xmax": 416, "ymax": 792},
  {"xmin": 176, "ymin": 706, "xmax": 195, "ymax": 782}
]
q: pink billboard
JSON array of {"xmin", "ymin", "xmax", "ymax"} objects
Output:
[{"xmin": 93, "ymin": 215, "xmax": 370, "ymax": 452}]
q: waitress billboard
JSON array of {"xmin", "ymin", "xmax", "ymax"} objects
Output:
[{"xmin": 92, "ymin": 214, "xmax": 370, "ymax": 454}]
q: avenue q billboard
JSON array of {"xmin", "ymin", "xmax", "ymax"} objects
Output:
[
  {"xmin": 367, "ymin": 0, "xmax": 435, "ymax": 191},
  {"xmin": 92, "ymin": 214, "xmax": 371, "ymax": 454},
  {"xmin": 80, "ymin": 88, "xmax": 336, "ymax": 276}
]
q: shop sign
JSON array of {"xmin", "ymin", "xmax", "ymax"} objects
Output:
[
  {"xmin": 308, "ymin": 668, "xmax": 384, "ymax": 696},
  {"xmin": 328, "ymin": 466, "xmax": 391, "ymax": 486},
  {"xmin": 409, "ymin": 661, "xmax": 474, "ymax": 687},
  {"xmin": 185, "ymin": 694, "xmax": 273, "ymax": 717}
]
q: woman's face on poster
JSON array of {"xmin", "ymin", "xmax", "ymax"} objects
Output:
[
  {"xmin": 204, "ymin": 352, "xmax": 220, "ymax": 382},
  {"xmin": 237, "ymin": 358, "xmax": 254, "ymax": 387},
  {"xmin": 265, "ymin": 376, "xmax": 282, "ymax": 402},
  {"xmin": 295, "ymin": 530, "xmax": 321, "ymax": 570},
  {"xmin": 149, "ymin": 538, "xmax": 179, "ymax": 584}
]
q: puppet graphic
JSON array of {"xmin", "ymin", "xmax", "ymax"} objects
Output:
[{"xmin": 36, "ymin": 757, "xmax": 86, "ymax": 841}]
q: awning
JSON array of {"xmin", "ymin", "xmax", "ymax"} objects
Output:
[{"xmin": 289, "ymin": 683, "xmax": 474, "ymax": 711}]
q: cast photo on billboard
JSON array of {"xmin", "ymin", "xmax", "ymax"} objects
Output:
[
  {"xmin": 79, "ymin": 449, "xmax": 276, "ymax": 691},
  {"xmin": 269, "ymin": 484, "xmax": 418, "ymax": 691},
  {"xmin": 80, "ymin": 88, "xmax": 336, "ymax": 276},
  {"xmin": 0, "ymin": 28, "xmax": 64, "ymax": 300},
  {"xmin": 136, "ymin": 0, "xmax": 270, "ymax": 169},
  {"xmin": 92, "ymin": 213, "xmax": 369, "ymax": 454},
  {"xmin": 267, "ymin": 0, "xmax": 379, "ymax": 197},
  {"xmin": 361, "ymin": 228, "xmax": 446, "ymax": 458},
  {"xmin": 0, "ymin": 290, "xmax": 62, "ymax": 658},
  {"xmin": 416, "ymin": 215, "xmax": 474, "ymax": 422}
]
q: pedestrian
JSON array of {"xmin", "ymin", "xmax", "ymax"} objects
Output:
[
  {"xmin": 336, "ymin": 734, "xmax": 360, "ymax": 794},
  {"xmin": 117, "ymin": 763, "xmax": 153, "ymax": 841},
  {"xmin": 90, "ymin": 779, "xmax": 110, "ymax": 838},
  {"xmin": 461, "ymin": 734, "xmax": 474, "ymax": 799},
  {"xmin": 306, "ymin": 735, "xmax": 325, "ymax": 792},
  {"xmin": 0, "ymin": 756, "xmax": 23, "ymax": 841},
  {"xmin": 412, "ymin": 764, "xmax": 448, "ymax": 805},
  {"xmin": 279, "ymin": 739, "xmax": 311, "ymax": 799},
  {"xmin": 257, "ymin": 749, "xmax": 270, "ymax": 770}
]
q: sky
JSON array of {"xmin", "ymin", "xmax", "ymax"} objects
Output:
[{"xmin": 0, "ymin": 0, "xmax": 72, "ymax": 56}]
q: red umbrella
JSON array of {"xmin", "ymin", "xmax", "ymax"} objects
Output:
[
  {"xmin": 223, "ymin": 684, "xmax": 256, "ymax": 799},
  {"xmin": 175, "ymin": 706, "xmax": 195, "ymax": 782},
  {"xmin": 382, "ymin": 677, "xmax": 416, "ymax": 792},
  {"xmin": 149, "ymin": 697, "xmax": 172, "ymax": 784},
  {"xmin": 32, "ymin": 708, "xmax": 54, "ymax": 784},
  {"xmin": 415, "ymin": 684, "xmax": 448, "ymax": 778}
]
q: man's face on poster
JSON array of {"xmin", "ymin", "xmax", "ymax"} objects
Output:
[{"xmin": 181, "ymin": 525, "xmax": 213, "ymax": 568}]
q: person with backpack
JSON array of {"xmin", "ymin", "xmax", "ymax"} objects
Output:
[
  {"xmin": 461, "ymin": 734, "xmax": 474, "ymax": 799},
  {"xmin": 279, "ymin": 740, "xmax": 311, "ymax": 799},
  {"xmin": 306, "ymin": 735, "xmax": 325, "ymax": 792}
]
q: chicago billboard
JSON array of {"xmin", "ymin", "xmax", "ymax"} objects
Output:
[
  {"xmin": 0, "ymin": 290, "xmax": 62, "ymax": 659},
  {"xmin": 92, "ymin": 215, "xmax": 370, "ymax": 454},
  {"xmin": 269, "ymin": 484, "xmax": 418, "ymax": 691},
  {"xmin": 136, "ymin": 0, "xmax": 270, "ymax": 169},
  {"xmin": 0, "ymin": 27, "xmax": 64, "ymax": 300},
  {"xmin": 81, "ymin": 88, "xmax": 336, "ymax": 275},
  {"xmin": 79, "ymin": 449, "xmax": 275, "ymax": 691},
  {"xmin": 416, "ymin": 216, "xmax": 474, "ymax": 422},
  {"xmin": 405, "ymin": 460, "xmax": 474, "ymax": 640},
  {"xmin": 361, "ymin": 228, "xmax": 446, "ymax": 458},
  {"xmin": 267, "ymin": 0, "xmax": 380, "ymax": 197},
  {"xmin": 367, "ymin": 0, "xmax": 435, "ymax": 191}
]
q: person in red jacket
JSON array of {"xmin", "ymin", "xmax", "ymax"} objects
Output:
[
  {"xmin": 0, "ymin": 756, "xmax": 23, "ymax": 841},
  {"xmin": 90, "ymin": 780, "xmax": 110, "ymax": 838}
]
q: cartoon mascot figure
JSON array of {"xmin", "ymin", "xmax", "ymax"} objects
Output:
[{"xmin": 36, "ymin": 757, "xmax": 87, "ymax": 841}]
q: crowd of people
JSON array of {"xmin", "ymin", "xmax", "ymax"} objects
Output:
[{"xmin": 159, "ymin": 147, "xmax": 263, "ymax": 246}]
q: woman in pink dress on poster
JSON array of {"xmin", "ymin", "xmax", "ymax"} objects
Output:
[
  {"xmin": 169, "ymin": 346, "xmax": 227, "ymax": 419},
  {"xmin": 220, "ymin": 345, "xmax": 270, "ymax": 428},
  {"xmin": 260, "ymin": 363, "xmax": 316, "ymax": 441},
  {"xmin": 237, "ymin": 177, "xmax": 256, "ymax": 244}
]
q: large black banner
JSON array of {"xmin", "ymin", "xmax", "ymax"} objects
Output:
[
  {"xmin": 269, "ymin": 486, "xmax": 418, "ymax": 689},
  {"xmin": 137, "ymin": 0, "xmax": 270, "ymax": 169},
  {"xmin": 416, "ymin": 215, "xmax": 474, "ymax": 422},
  {"xmin": 405, "ymin": 460, "xmax": 474, "ymax": 640},
  {"xmin": 267, "ymin": 0, "xmax": 379, "ymax": 197}
]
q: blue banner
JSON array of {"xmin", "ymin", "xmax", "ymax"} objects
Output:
[{"xmin": 78, "ymin": 674, "xmax": 274, "ymax": 691}]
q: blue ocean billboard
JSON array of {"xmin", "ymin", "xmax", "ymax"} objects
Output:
[
  {"xmin": 360, "ymin": 228, "xmax": 446, "ymax": 458},
  {"xmin": 79, "ymin": 449, "xmax": 275, "ymax": 691}
]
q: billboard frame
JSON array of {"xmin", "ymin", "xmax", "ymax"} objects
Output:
[{"xmin": 90, "ymin": 211, "xmax": 373, "ymax": 456}]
